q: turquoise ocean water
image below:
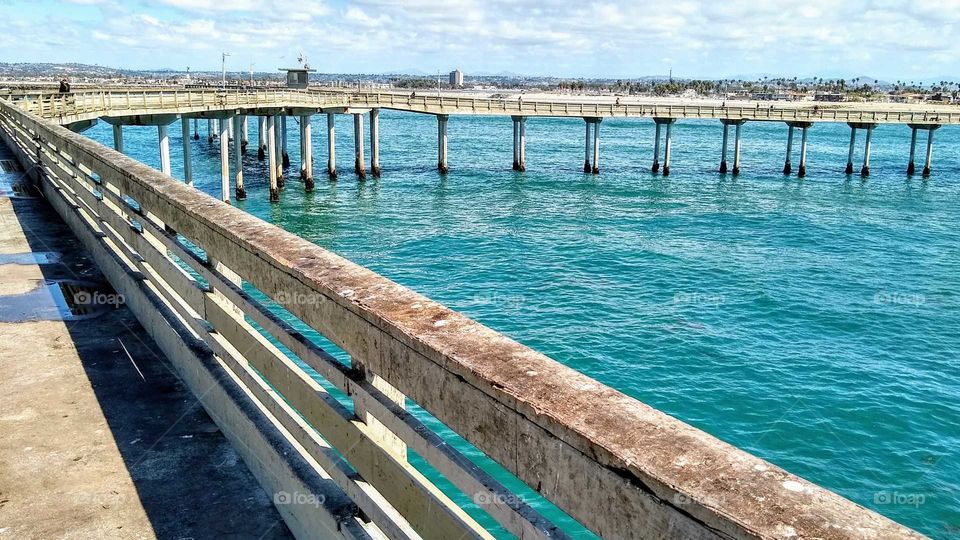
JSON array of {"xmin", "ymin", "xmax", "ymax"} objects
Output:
[{"xmin": 85, "ymin": 110, "xmax": 959, "ymax": 538}]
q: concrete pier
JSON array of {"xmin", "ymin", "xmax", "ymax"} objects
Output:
[
  {"xmin": 281, "ymin": 115, "xmax": 290, "ymax": 169},
  {"xmin": 181, "ymin": 117, "xmax": 193, "ymax": 186},
  {"xmin": 207, "ymin": 118, "xmax": 214, "ymax": 143},
  {"xmin": 798, "ymin": 124, "xmax": 810, "ymax": 178},
  {"xmin": 158, "ymin": 124, "xmax": 171, "ymax": 176},
  {"xmin": 220, "ymin": 115, "xmax": 231, "ymax": 202},
  {"xmin": 267, "ymin": 115, "xmax": 279, "ymax": 201},
  {"xmin": 652, "ymin": 121, "xmax": 661, "ymax": 173},
  {"xmin": 783, "ymin": 124, "xmax": 795, "ymax": 175},
  {"xmin": 233, "ymin": 116, "xmax": 246, "ymax": 200},
  {"xmin": 591, "ymin": 118, "xmax": 601, "ymax": 174},
  {"xmin": 0, "ymin": 160, "xmax": 293, "ymax": 539},
  {"xmin": 370, "ymin": 109, "xmax": 381, "ymax": 178},
  {"xmin": 193, "ymin": 117, "xmax": 199, "ymax": 140},
  {"xmin": 354, "ymin": 113, "xmax": 366, "ymax": 179},
  {"xmin": 584, "ymin": 118, "xmax": 593, "ymax": 173},
  {"xmin": 257, "ymin": 116, "xmax": 266, "ymax": 161},
  {"xmin": 845, "ymin": 126, "xmax": 857, "ymax": 175},
  {"xmin": 112, "ymin": 124, "xmax": 123, "ymax": 153},
  {"xmin": 719, "ymin": 122, "xmax": 729, "ymax": 174},
  {"xmin": 437, "ymin": 114, "xmax": 449, "ymax": 174},
  {"xmin": 241, "ymin": 116, "xmax": 249, "ymax": 154},
  {"xmin": 327, "ymin": 112, "xmax": 337, "ymax": 180}
]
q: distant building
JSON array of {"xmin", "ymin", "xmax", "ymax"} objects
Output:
[
  {"xmin": 449, "ymin": 69, "xmax": 464, "ymax": 87},
  {"xmin": 279, "ymin": 67, "xmax": 316, "ymax": 89},
  {"xmin": 814, "ymin": 92, "xmax": 845, "ymax": 102}
]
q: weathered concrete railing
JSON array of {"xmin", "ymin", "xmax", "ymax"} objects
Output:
[
  {"xmin": 9, "ymin": 86, "xmax": 959, "ymax": 127},
  {"xmin": 0, "ymin": 97, "xmax": 925, "ymax": 539},
  {"xmin": 7, "ymin": 88, "xmax": 349, "ymax": 125},
  {"xmin": 345, "ymin": 91, "xmax": 958, "ymax": 124}
]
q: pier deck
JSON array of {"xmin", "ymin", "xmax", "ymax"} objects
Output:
[{"xmin": 0, "ymin": 142, "xmax": 292, "ymax": 539}]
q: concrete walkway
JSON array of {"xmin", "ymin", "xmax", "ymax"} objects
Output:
[{"xmin": 0, "ymin": 142, "xmax": 294, "ymax": 539}]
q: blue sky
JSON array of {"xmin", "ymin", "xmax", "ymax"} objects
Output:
[{"xmin": 1, "ymin": 0, "xmax": 958, "ymax": 80}]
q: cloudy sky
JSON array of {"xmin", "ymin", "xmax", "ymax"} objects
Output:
[{"xmin": 1, "ymin": 0, "xmax": 958, "ymax": 79}]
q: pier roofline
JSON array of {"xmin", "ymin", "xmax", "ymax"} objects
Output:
[{"xmin": 0, "ymin": 92, "xmax": 927, "ymax": 538}]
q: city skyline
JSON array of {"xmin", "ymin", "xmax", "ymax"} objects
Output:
[{"xmin": 2, "ymin": 0, "xmax": 960, "ymax": 80}]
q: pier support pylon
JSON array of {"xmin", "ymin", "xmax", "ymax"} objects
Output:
[
  {"xmin": 719, "ymin": 122, "xmax": 729, "ymax": 174},
  {"xmin": 281, "ymin": 115, "xmax": 290, "ymax": 169},
  {"xmin": 370, "ymin": 109, "xmax": 381, "ymax": 177},
  {"xmin": 193, "ymin": 118, "xmax": 199, "ymax": 140},
  {"xmin": 233, "ymin": 116, "xmax": 246, "ymax": 201},
  {"xmin": 783, "ymin": 124, "xmax": 794, "ymax": 175},
  {"xmin": 257, "ymin": 116, "xmax": 266, "ymax": 161},
  {"xmin": 267, "ymin": 116, "xmax": 279, "ymax": 202},
  {"xmin": 907, "ymin": 127, "xmax": 917, "ymax": 176},
  {"xmin": 732, "ymin": 122, "xmax": 743, "ymax": 175},
  {"xmin": 112, "ymin": 124, "xmax": 123, "ymax": 153},
  {"xmin": 300, "ymin": 115, "xmax": 314, "ymax": 191},
  {"xmin": 158, "ymin": 124, "xmax": 171, "ymax": 176},
  {"xmin": 327, "ymin": 113, "xmax": 337, "ymax": 180},
  {"xmin": 845, "ymin": 125, "xmax": 857, "ymax": 175},
  {"xmin": 923, "ymin": 126, "xmax": 938, "ymax": 178},
  {"xmin": 219, "ymin": 116, "xmax": 231, "ymax": 203},
  {"xmin": 584, "ymin": 118, "xmax": 593, "ymax": 173},
  {"xmin": 274, "ymin": 115, "xmax": 285, "ymax": 188},
  {"xmin": 861, "ymin": 125, "xmax": 874, "ymax": 177},
  {"xmin": 181, "ymin": 117, "xmax": 193, "ymax": 186},
  {"xmin": 652, "ymin": 121, "xmax": 661, "ymax": 173},
  {"xmin": 354, "ymin": 113, "xmax": 366, "ymax": 179},
  {"xmin": 513, "ymin": 116, "xmax": 521, "ymax": 170},
  {"xmin": 241, "ymin": 116, "xmax": 249, "ymax": 154},
  {"xmin": 591, "ymin": 118, "xmax": 601, "ymax": 174},
  {"xmin": 437, "ymin": 114, "xmax": 449, "ymax": 174},
  {"xmin": 797, "ymin": 124, "xmax": 810, "ymax": 178}
]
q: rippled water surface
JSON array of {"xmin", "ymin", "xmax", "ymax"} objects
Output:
[{"xmin": 87, "ymin": 110, "xmax": 960, "ymax": 538}]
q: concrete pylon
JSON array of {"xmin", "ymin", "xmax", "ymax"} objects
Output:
[
  {"xmin": 181, "ymin": 117, "xmax": 193, "ymax": 186},
  {"xmin": 354, "ymin": 113, "xmax": 366, "ymax": 179},
  {"xmin": 233, "ymin": 116, "xmax": 246, "ymax": 200},
  {"xmin": 327, "ymin": 113, "xmax": 337, "ymax": 180},
  {"xmin": 281, "ymin": 115, "xmax": 290, "ymax": 169},
  {"xmin": 158, "ymin": 124, "xmax": 171, "ymax": 176},
  {"xmin": 370, "ymin": 109, "xmax": 381, "ymax": 177},
  {"xmin": 437, "ymin": 114, "xmax": 449, "ymax": 174},
  {"xmin": 267, "ymin": 116, "xmax": 279, "ymax": 202},
  {"xmin": 257, "ymin": 116, "xmax": 266, "ymax": 161}
]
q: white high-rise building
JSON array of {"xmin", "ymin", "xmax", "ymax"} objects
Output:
[{"xmin": 449, "ymin": 69, "xmax": 464, "ymax": 87}]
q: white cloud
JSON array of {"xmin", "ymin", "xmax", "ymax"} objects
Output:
[{"xmin": 1, "ymin": 0, "xmax": 960, "ymax": 78}]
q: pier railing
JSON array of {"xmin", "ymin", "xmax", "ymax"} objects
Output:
[
  {"xmin": 7, "ymin": 86, "xmax": 959, "ymax": 127},
  {"xmin": 0, "ymin": 96, "xmax": 924, "ymax": 539},
  {"xmin": 346, "ymin": 91, "xmax": 958, "ymax": 124}
]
